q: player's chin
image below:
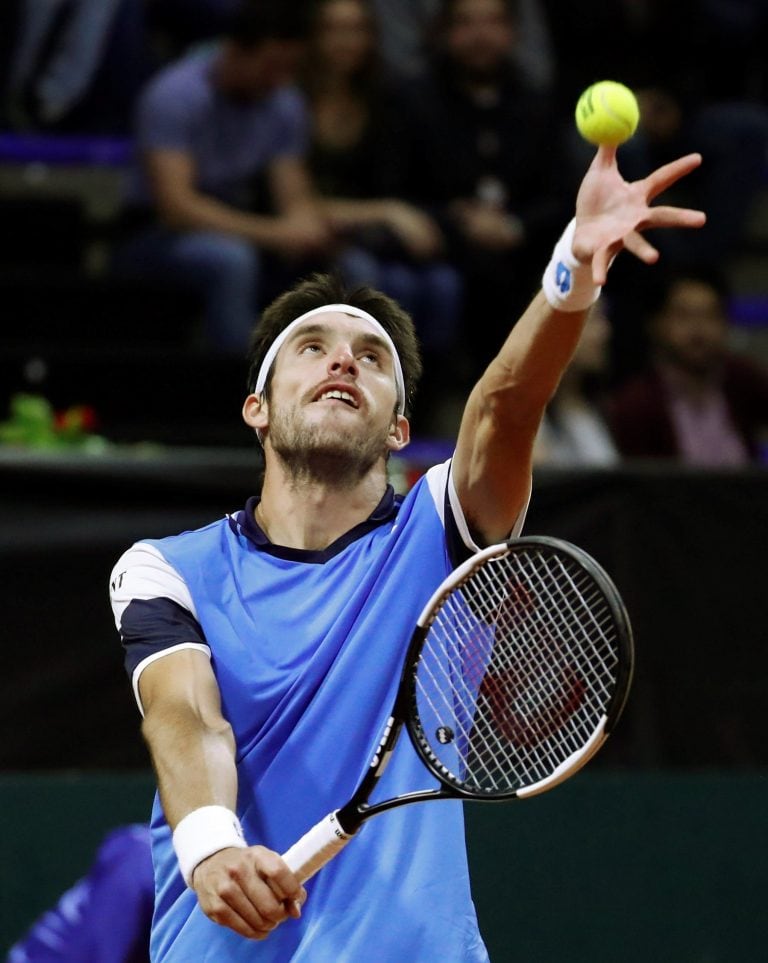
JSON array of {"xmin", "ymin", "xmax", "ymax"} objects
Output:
[{"xmin": 309, "ymin": 400, "xmax": 362, "ymax": 421}]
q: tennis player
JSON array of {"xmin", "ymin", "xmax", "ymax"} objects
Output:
[{"xmin": 110, "ymin": 145, "xmax": 704, "ymax": 961}]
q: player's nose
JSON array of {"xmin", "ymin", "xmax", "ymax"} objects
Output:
[{"xmin": 328, "ymin": 342, "xmax": 358, "ymax": 375}]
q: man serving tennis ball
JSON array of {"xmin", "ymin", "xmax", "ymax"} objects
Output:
[{"xmin": 110, "ymin": 89, "xmax": 704, "ymax": 960}]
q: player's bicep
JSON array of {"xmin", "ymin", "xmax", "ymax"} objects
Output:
[
  {"xmin": 452, "ymin": 390, "xmax": 533, "ymax": 545},
  {"xmin": 138, "ymin": 645, "xmax": 222, "ymax": 723},
  {"xmin": 110, "ymin": 544, "xmax": 211, "ymax": 714},
  {"xmin": 120, "ymin": 598, "xmax": 211, "ymax": 715}
]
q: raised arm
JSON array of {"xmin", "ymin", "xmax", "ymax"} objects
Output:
[
  {"xmin": 139, "ymin": 649, "xmax": 305, "ymax": 940},
  {"xmin": 453, "ymin": 146, "xmax": 706, "ymax": 544}
]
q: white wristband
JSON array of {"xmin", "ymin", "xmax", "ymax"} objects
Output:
[
  {"xmin": 542, "ymin": 219, "xmax": 601, "ymax": 312},
  {"xmin": 172, "ymin": 806, "xmax": 247, "ymax": 887}
]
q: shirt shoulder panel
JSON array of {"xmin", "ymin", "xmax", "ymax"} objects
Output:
[{"xmin": 109, "ymin": 542, "xmax": 197, "ymax": 627}]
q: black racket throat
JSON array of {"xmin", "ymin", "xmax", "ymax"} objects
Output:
[{"xmin": 335, "ymin": 694, "xmax": 465, "ymax": 837}]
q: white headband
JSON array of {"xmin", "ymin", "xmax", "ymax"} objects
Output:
[{"xmin": 253, "ymin": 303, "xmax": 406, "ymax": 413}]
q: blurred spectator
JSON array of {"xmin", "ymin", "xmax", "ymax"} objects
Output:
[
  {"xmin": 3, "ymin": 0, "xmax": 150, "ymax": 133},
  {"xmin": 370, "ymin": 0, "xmax": 554, "ymax": 91},
  {"xmin": 533, "ymin": 306, "xmax": 620, "ymax": 467},
  {"xmin": 369, "ymin": 0, "xmax": 436, "ymax": 79},
  {"xmin": 302, "ymin": 0, "xmax": 463, "ymax": 355},
  {"xmin": 610, "ymin": 271, "xmax": 768, "ymax": 466},
  {"xmin": 112, "ymin": 1, "xmax": 333, "ymax": 354},
  {"xmin": 7, "ymin": 824, "xmax": 153, "ymax": 963},
  {"xmin": 398, "ymin": 0, "xmax": 569, "ymax": 380}
]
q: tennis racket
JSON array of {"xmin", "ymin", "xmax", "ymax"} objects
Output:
[{"xmin": 282, "ymin": 535, "xmax": 634, "ymax": 883}]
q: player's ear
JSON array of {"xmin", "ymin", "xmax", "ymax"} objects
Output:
[
  {"xmin": 242, "ymin": 392, "xmax": 269, "ymax": 433},
  {"xmin": 387, "ymin": 413, "xmax": 410, "ymax": 452}
]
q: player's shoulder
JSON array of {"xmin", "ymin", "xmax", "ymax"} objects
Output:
[
  {"xmin": 393, "ymin": 458, "xmax": 453, "ymax": 529},
  {"xmin": 412, "ymin": 459, "xmax": 452, "ymax": 505},
  {"xmin": 114, "ymin": 515, "xmax": 235, "ymax": 571}
]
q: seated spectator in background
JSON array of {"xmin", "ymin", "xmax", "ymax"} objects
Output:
[
  {"xmin": 369, "ymin": 0, "xmax": 438, "ymax": 79},
  {"xmin": 7, "ymin": 824, "xmax": 153, "ymax": 963},
  {"xmin": 398, "ymin": 0, "xmax": 569, "ymax": 381},
  {"xmin": 371, "ymin": 0, "xmax": 554, "ymax": 91},
  {"xmin": 302, "ymin": 0, "xmax": 463, "ymax": 357},
  {"xmin": 610, "ymin": 272, "xmax": 768, "ymax": 466},
  {"xmin": 112, "ymin": 2, "xmax": 333, "ymax": 354},
  {"xmin": 3, "ymin": 0, "xmax": 150, "ymax": 133},
  {"xmin": 533, "ymin": 306, "xmax": 620, "ymax": 468}
]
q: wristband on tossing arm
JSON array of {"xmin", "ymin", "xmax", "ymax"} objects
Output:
[
  {"xmin": 542, "ymin": 219, "xmax": 601, "ymax": 312},
  {"xmin": 172, "ymin": 805, "xmax": 247, "ymax": 887}
]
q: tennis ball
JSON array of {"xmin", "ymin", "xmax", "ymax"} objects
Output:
[{"xmin": 575, "ymin": 81, "xmax": 640, "ymax": 147}]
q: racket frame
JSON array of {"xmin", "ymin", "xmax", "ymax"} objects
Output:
[
  {"xmin": 282, "ymin": 536, "xmax": 634, "ymax": 881},
  {"xmin": 405, "ymin": 536, "xmax": 634, "ymax": 802}
]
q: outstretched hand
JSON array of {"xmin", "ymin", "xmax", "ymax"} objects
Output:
[{"xmin": 572, "ymin": 146, "xmax": 706, "ymax": 285}]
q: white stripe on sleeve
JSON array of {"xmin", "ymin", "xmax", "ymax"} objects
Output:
[{"xmin": 109, "ymin": 542, "xmax": 197, "ymax": 628}]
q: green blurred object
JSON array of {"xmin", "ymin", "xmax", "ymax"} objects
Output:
[{"xmin": 0, "ymin": 393, "xmax": 109, "ymax": 451}]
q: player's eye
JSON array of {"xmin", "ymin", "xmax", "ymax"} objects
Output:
[{"xmin": 300, "ymin": 342, "xmax": 323, "ymax": 355}]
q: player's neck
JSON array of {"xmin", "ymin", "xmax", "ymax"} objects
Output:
[{"xmin": 256, "ymin": 465, "xmax": 389, "ymax": 550}]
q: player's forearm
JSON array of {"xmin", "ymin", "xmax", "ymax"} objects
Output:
[
  {"xmin": 476, "ymin": 290, "xmax": 589, "ymax": 423},
  {"xmin": 453, "ymin": 291, "xmax": 591, "ymax": 544},
  {"xmin": 142, "ymin": 704, "xmax": 239, "ymax": 829}
]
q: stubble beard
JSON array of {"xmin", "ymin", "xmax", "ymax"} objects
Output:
[{"xmin": 268, "ymin": 403, "xmax": 391, "ymax": 489}]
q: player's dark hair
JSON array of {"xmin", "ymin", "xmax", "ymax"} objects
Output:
[
  {"xmin": 225, "ymin": 1, "xmax": 311, "ymax": 48},
  {"xmin": 246, "ymin": 273, "xmax": 423, "ymax": 415}
]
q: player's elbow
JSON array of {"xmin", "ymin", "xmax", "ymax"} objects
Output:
[{"xmin": 141, "ymin": 701, "xmax": 235, "ymax": 757}]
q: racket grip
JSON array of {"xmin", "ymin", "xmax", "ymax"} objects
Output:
[{"xmin": 281, "ymin": 811, "xmax": 353, "ymax": 884}]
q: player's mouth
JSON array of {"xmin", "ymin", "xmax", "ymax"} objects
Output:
[{"xmin": 312, "ymin": 386, "xmax": 360, "ymax": 408}]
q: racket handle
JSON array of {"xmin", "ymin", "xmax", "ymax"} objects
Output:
[{"xmin": 281, "ymin": 810, "xmax": 354, "ymax": 884}]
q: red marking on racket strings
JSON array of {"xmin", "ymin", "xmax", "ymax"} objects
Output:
[{"xmin": 479, "ymin": 665, "xmax": 586, "ymax": 749}]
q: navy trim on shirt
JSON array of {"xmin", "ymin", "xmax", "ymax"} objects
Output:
[
  {"xmin": 443, "ymin": 484, "xmax": 475, "ymax": 569},
  {"xmin": 121, "ymin": 597, "xmax": 207, "ymax": 676},
  {"xmin": 228, "ymin": 473, "xmax": 472, "ymax": 568},
  {"xmin": 229, "ymin": 486, "xmax": 401, "ymax": 563}
]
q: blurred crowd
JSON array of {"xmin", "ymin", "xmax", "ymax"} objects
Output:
[{"xmin": 1, "ymin": 0, "xmax": 768, "ymax": 466}]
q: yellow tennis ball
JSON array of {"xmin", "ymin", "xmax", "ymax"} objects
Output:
[{"xmin": 575, "ymin": 81, "xmax": 640, "ymax": 146}]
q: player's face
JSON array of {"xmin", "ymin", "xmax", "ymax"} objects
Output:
[
  {"xmin": 445, "ymin": 0, "xmax": 516, "ymax": 77},
  {"xmin": 251, "ymin": 313, "xmax": 409, "ymax": 475}
]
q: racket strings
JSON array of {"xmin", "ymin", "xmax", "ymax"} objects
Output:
[{"xmin": 413, "ymin": 548, "xmax": 620, "ymax": 794}]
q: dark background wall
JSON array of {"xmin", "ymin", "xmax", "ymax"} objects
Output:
[{"xmin": 2, "ymin": 454, "xmax": 767, "ymax": 958}]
